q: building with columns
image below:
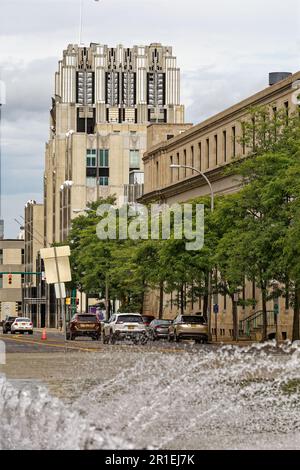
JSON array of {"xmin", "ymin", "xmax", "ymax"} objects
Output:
[{"xmin": 140, "ymin": 71, "xmax": 299, "ymax": 341}]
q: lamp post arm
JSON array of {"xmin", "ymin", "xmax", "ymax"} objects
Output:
[{"xmin": 180, "ymin": 165, "xmax": 214, "ymax": 212}]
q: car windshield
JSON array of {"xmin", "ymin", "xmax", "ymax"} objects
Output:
[
  {"xmin": 16, "ymin": 318, "xmax": 31, "ymax": 322},
  {"xmin": 142, "ymin": 316, "xmax": 155, "ymax": 321},
  {"xmin": 117, "ymin": 315, "xmax": 143, "ymax": 323},
  {"xmin": 156, "ymin": 320, "xmax": 172, "ymax": 325},
  {"xmin": 182, "ymin": 316, "xmax": 206, "ymax": 324},
  {"xmin": 8, "ymin": 317, "xmax": 17, "ymax": 321},
  {"xmin": 77, "ymin": 315, "xmax": 97, "ymax": 322}
]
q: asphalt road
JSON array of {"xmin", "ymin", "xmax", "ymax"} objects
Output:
[{"xmin": 0, "ymin": 328, "xmax": 214, "ymax": 354}]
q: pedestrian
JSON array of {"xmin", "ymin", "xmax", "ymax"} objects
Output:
[{"xmin": 59, "ymin": 318, "xmax": 63, "ymax": 331}]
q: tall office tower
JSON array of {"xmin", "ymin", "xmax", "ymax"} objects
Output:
[{"xmin": 44, "ymin": 43, "xmax": 185, "ymax": 244}]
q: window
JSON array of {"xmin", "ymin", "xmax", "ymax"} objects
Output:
[
  {"xmin": 99, "ymin": 176, "xmax": 109, "ymax": 186},
  {"xmin": 285, "ymin": 285, "xmax": 290, "ymax": 310},
  {"xmin": 0, "ymin": 274, "xmax": 2, "ymax": 289},
  {"xmin": 176, "ymin": 153, "xmax": 180, "ymax": 180},
  {"xmin": 183, "ymin": 149, "xmax": 187, "ymax": 177},
  {"xmin": 99, "ymin": 149, "xmax": 109, "ymax": 167},
  {"xmin": 170, "ymin": 156, "xmax": 173, "ymax": 183},
  {"xmin": 198, "ymin": 142, "xmax": 202, "ymax": 171},
  {"xmin": 206, "ymin": 138, "xmax": 210, "ymax": 169},
  {"xmin": 252, "ymin": 280, "xmax": 256, "ymax": 309},
  {"xmin": 223, "ymin": 131, "xmax": 227, "ymax": 162},
  {"xmin": 167, "ymin": 134, "xmax": 174, "ymax": 140},
  {"xmin": 86, "ymin": 149, "xmax": 97, "ymax": 167},
  {"xmin": 284, "ymin": 101, "xmax": 289, "ymax": 123},
  {"xmin": 214, "ymin": 135, "xmax": 218, "ymax": 165},
  {"xmin": 86, "ymin": 177, "xmax": 97, "ymax": 187},
  {"xmin": 0, "ymin": 249, "xmax": 3, "ymax": 264},
  {"xmin": 129, "ymin": 149, "xmax": 140, "ymax": 169},
  {"xmin": 252, "ymin": 117, "xmax": 256, "ymax": 150},
  {"xmin": 232, "ymin": 126, "xmax": 236, "ymax": 157},
  {"xmin": 21, "ymin": 249, "xmax": 25, "ymax": 265}
]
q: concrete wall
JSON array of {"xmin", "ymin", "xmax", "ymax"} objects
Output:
[{"xmin": 0, "ymin": 240, "xmax": 24, "ymax": 320}]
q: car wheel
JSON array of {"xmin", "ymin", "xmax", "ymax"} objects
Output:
[
  {"xmin": 175, "ymin": 333, "xmax": 180, "ymax": 343},
  {"xmin": 3, "ymin": 329, "xmax": 7, "ymax": 334},
  {"xmin": 11, "ymin": 331, "xmax": 15, "ymax": 335},
  {"xmin": 66, "ymin": 332, "xmax": 70, "ymax": 340},
  {"xmin": 109, "ymin": 332, "xmax": 116, "ymax": 344},
  {"xmin": 70, "ymin": 333, "xmax": 75, "ymax": 341},
  {"xmin": 29, "ymin": 331, "xmax": 33, "ymax": 335},
  {"xmin": 103, "ymin": 334, "xmax": 109, "ymax": 344}
]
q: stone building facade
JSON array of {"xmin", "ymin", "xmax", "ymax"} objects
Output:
[{"xmin": 140, "ymin": 71, "xmax": 300, "ymax": 341}]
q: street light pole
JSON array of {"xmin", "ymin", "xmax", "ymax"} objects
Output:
[
  {"xmin": 170, "ymin": 164, "xmax": 214, "ymax": 211},
  {"xmin": 170, "ymin": 164, "xmax": 214, "ymax": 341}
]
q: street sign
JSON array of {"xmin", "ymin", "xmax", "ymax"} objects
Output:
[
  {"xmin": 55, "ymin": 283, "xmax": 66, "ymax": 299},
  {"xmin": 65, "ymin": 297, "xmax": 71, "ymax": 305},
  {"xmin": 40, "ymin": 246, "xmax": 71, "ymax": 284},
  {"xmin": 213, "ymin": 304, "xmax": 219, "ymax": 314}
]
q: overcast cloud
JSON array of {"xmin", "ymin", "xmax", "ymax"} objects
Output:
[{"xmin": 0, "ymin": 0, "xmax": 299, "ymax": 237}]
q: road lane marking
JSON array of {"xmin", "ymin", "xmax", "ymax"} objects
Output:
[
  {"xmin": 1, "ymin": 335, "xmax": 186, "ymax": 354},
  {"xmin": 0, "ymin": 336, "xmax": 103, "ymax": 352}
]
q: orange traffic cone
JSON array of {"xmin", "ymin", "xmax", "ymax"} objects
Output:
[{"xmin": 41, "ymin": 328, "xmax": 47, "ymax": 341}]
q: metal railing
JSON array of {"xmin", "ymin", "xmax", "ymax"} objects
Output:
[{"xmin": 239, "ymin": 310, "xmax": 276, "ymax": 338}]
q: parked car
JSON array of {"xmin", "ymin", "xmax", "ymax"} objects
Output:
[
  {"xmin": 168, "ymin": 315, "xmax": 208, "ymax": 343},
  {"xmin": 142, "ymin": 315, "xmax": 156, "ymax": 327},
  {"xmin": 149, "ymin": 319, "xmax": 173, "ymax": 340},
  {"xmin": 10, "ymin": 317, "xmax": 33, "ymax": 335},
  {"xmin": 103, "ymin": 313, "xmax": 147, "ymax": 344},
  {"xmin": 66, "ymin": 313, "xmax": 101, "ymax": 341},
  {"xmin": 2, "ymin": 316, "xmax": 18, "ymax": 334}
]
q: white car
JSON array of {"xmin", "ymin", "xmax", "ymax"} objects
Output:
[
  {"xmin": 11, "ymin": 317, "xmax": 33, "ymax": 335},
  {"xmin": 103, "ymin": 313, "xmax": 147, "ymax": 344}
]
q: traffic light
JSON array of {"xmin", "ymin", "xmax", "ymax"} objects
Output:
[{"xmin": 8, "ymin": 274, "xmax": 12, "ymax": 285}]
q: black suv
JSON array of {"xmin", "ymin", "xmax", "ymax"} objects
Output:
[{"xmin": 2, "ymin": 316, "xmax": 18, "ymax": 334}]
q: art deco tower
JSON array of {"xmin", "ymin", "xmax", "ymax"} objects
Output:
[{"xmin": 44, "ymin": 43, "xmax": 185, "ymax": 244}]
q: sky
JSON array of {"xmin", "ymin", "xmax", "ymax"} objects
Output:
[{"xmin": 0, "ymin": 0, "xmax": 299, "ymax": 237}]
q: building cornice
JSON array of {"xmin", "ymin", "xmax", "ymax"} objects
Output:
[
  {"xmin": 139, "ymin": 163, "xmax": 240, "ymax": 203},
  {"xmin": 144, "ymin": 70, "xmax": 300, "ymax": 161}
]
